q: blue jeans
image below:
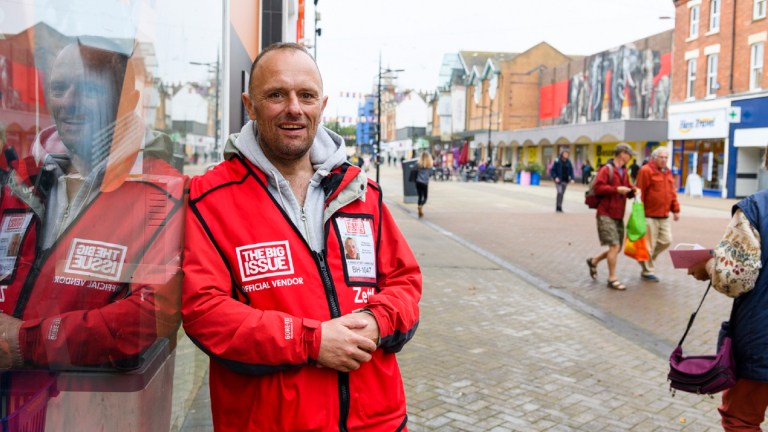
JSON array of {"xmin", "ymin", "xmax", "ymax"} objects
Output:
[{"xmin": 555, "ymin": 182, "xmax": 568, "ymax": 210}]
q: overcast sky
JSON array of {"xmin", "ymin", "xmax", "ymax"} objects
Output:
[{"xmin": 312, "ymin": 0, "xmax": 676, "ymax": 123}]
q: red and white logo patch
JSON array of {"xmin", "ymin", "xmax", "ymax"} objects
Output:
[
  {"xmin": 237, "ymin": 240, "xmax": 294, "ymax": 282},
  {"xmin": 65, "ymin": 238, "xmax": 127, "ymax": 281},
  {"xmin": 343, "ymin": 218, "xmax": 367, "ymax": 235}
]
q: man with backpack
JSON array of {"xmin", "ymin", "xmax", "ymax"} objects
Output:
[{"xmin": 585, "ymin": 143, "xmax": 637, "ymax": 290}]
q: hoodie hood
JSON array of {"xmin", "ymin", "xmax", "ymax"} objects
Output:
[
  {"xmin": 232, "ymin": 120, "xmax": 348, "ymax": 183},
  {"xmin": 230, "ymin": 120, "xmax": 361, "ymax": 252}
]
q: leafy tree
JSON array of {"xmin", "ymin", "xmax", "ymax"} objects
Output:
[{"xmin": 325, "ymin": 121, "xmax": 357, "ymax": 145}]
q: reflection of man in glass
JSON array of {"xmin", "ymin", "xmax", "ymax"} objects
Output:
[
  {"xmin": 48, "ymin": 44, "xmax": 121, "ymax": 173},
  {"xmin": 344, "ymin": 237, "xmax": 359, "ymax": 260},
  {"xmin": 0, "ymin": 39, "xmax": 186, "ymax": 375}
]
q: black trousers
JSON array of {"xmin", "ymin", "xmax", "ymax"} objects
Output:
[{"xmin": 416, "ymin": 182, "xmax": 428, "ymax": 206}]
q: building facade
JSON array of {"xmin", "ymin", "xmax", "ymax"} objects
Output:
[{"xmin": 671, "ymin": 0, "xmax": 768, "ymax": 197}]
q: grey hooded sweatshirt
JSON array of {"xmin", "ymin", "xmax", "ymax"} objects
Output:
[{"xmin": 228, "ymin": 121, "xmax": 366, "ymax": 253}]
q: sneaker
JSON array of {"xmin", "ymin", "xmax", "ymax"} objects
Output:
[{"xmin": 641, "ymin": 274, "xmax": 660, "ymax": 283}]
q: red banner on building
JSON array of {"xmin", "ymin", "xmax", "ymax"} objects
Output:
[{"xmin": 296, "ymin": 0, "xmax": 305, "ymax": 43}]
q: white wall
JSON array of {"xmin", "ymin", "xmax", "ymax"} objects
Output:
[
  {"xmin": 451, "ymin": 85, "xmax": 466, "ymax": 133},
  {"xmin": 171, "ymin": 84, "xmax": 209, "ymax": 124},
  {"xmin": 395, "ymin": 92, "xmax": 427, "ymax": 128}
]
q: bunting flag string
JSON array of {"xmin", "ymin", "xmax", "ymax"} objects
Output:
[
  {"xmin": 321, "ymin": 112, "xmax": 380, "ymax": 125},
  {"xmin": 321, "ymin": 115, "xmax": 379, "ymax": 125},
  {"xmin": 337, "ymin": 91, "xmax": 370, "ymax": 99}
]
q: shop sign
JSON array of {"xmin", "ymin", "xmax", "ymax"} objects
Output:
[
  {"xmin": 668, "ymin": 109, "xmax": 728, "ymax": 140},
  {"xmin": 727, "ymin": 107, "xmax": 742, "ymax": 123}
]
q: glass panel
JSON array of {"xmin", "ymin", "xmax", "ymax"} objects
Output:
[
  {"xmin": 707, "ymin": 54, "xmax": 718, "ymax": 95},
  {"xmin": 687, "ymin": 59, "xmax": 696, "ymax": 98},
  {"xmin": 690, "ymin": 6, "xmax": 699, "ymax": 37},
  {"xmin": 0, "ymin": 1, "xmax": 222, "ymax": 430}
]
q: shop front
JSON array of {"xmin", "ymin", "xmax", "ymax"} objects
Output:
[
  {"xmin": 730, "ymin": 96, "xmax": 768, "ymax": 198},
  {"xmin": 668, "ymin": 108, "xmax": 729, "ymax": 197},
  {"xmin": 495, "ymin": 119, "xmax": 667, "ymax": 184}
]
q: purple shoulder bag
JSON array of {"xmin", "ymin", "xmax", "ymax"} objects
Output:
[{"xmin": 668, "ymin": 282, "xmax": 736, "ymax": 395}]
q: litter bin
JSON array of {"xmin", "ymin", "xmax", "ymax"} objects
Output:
[{"xmin": 402, "ymin": 159, "xmax": 418, "ymax": 204}]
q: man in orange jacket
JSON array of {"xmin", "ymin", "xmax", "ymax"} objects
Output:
[{"xmin": 635, "ymin": 147, "xmax": 680, "ymax": 282}]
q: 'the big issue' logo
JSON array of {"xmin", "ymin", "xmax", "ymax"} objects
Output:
[
  {"xmin": 65, "ymin": 238, "xmax": 127, "ymax": 281},
  {"xmin": 237, "ymin": 240, "xmax": 294, "ymax": 282}
]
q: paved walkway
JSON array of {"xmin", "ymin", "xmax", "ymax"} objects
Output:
[
  {"xmin": 378, "ymin": 165, "xmax": 735, "ymax": 359},
  {"xmin": 181, "ymin": 162, "xmax": 731, "ymax": 431}
]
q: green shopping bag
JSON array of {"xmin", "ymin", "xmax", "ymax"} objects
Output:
[{"xmin": 626, "ymin": 199, "xmax": 647, "ymax": 242}]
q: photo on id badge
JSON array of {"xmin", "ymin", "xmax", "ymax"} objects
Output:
[
  {"xmin": 335, "ymin": 216, "xmax": 376, "ymax": 285},
  {"xmin": 0, "ymin": 211, "xmax": 33, "ymax": 281}
]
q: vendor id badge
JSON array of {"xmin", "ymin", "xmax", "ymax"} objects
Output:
[
  {"xmin": 0, "ymin": 211, "xmax": 33, "ymax": 281},
  {"xmin": 335, "ymin": 216, "xmax": 376, "ymax": 285}
]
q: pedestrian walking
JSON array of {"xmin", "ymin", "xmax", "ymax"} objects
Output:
[
  {"xmin": 550, "ymin": 150, "xmax": 575, "ymax": 212},
  {"xmin": 416, "ymin": 151, "xmax": 434, "ymax": 218},
  {"xmin": 582, "ymin": 160, "xmax": 593, "ymax": 184},
  {"xmin": 688, "ymin": 144, "xmax": 768, "ymax": 431},
  {"xmin": 586, "ymin": 143, "xmax": 637, "ymax": 290},
  {"xmin": 635, "ymin": 147, "xmax": 679, "ymax": 282},
  {"xmin": 181, "ymin": 42, "xmax": 422, "ymax": 432}
]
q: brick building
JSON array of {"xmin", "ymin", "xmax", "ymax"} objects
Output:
[{"xmin": 670, "ymin": 0, "xmax": 768, "ymax": 197}]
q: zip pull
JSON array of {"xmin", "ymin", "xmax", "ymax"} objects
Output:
[{"xmin": 300, "ymin": 207, "xmax": 307, "ymax": 222}]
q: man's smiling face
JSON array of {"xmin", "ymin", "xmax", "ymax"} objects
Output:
[
  {"xmin": 48, "ymin": 44, "xmax": 120, "ymax": 165},
  {"xmin": 242, "ymin": 48, "xmax": 328, "ymax": 165}
]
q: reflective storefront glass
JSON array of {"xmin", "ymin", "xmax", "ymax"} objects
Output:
[{"xmin": 0, "ymin": 1, "xmax": 222, "ymax": 430}]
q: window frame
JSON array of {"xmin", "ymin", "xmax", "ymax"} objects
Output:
[
  {"xmin": 750, "ymin": 42, "xmax": 765, "ymax": 90},
  {"xmin": 756, "ymin": 0, "xmax": 767, "ymax": 19},
  {"xmin": 687, "ymin": 58, "xmax": 697, "ymax": 99},
  {"xmin": 706, "ymin": 53, "xmax": 718, "ymax": 96},
  {"xmin": 690, "ymin": 5, "xmax": 700, "ymax": 38},
  {"xmin": 710, "ymin": 0, "xmax": 721, "ymax": 32}
]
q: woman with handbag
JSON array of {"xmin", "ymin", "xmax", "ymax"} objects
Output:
[
  {"xmin": 688, "ymin": 149, "xmax": 768, "ymax": 431},
  {"xmin": 414, "ymin": 152, "xmax": 434, "ymax": 218}
]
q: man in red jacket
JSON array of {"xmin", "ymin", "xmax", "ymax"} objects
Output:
[
  {"xmin": 0, "ymin": 38, "xmax": 186, "ymax": 430},
  {"xmin": 635, "ymin": 147, "xmax": 680, "ymax": 282},
  {"xmin": 0, "ymin": 39, "xmax": 185, "ymax": 368},
  {"xmin": 181, "ymin": 42, "xmax": 422, "ymax": 431},
  {"xmin": 586, "ymin": 143, "xmax": 637, "ymax": 291}
]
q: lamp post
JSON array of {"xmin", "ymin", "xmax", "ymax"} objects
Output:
[
  {"xmin": 487, "ymin": 103, "xmax": 493, "ymax": 162},
  {"xmin": 375, "ymin": 57, "xmax": 404, "ymax": 183},
  {"xmin": 190, "ymin": 53, "xmax": 221, "ymax": 161}
]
